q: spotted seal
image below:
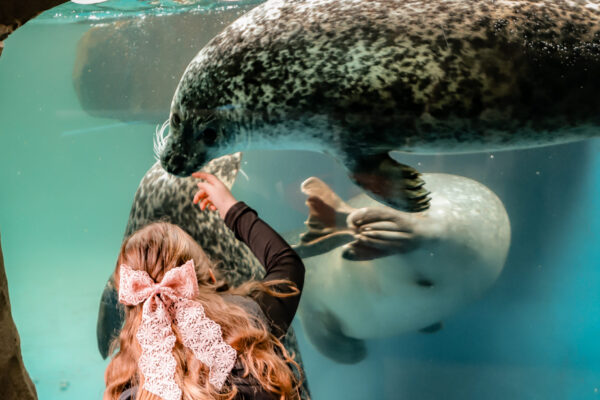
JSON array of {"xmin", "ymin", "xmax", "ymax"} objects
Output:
[
  {"xmin": 290, "ymin": 173, "xmax": 510, "ymax": 363},
  {"xmin": 96, "ymin": 152, "xmax": 310, "ymax": 399},
  {"xmin": 160, "ymin": 0, "xmax": 600, "ymax": 212}
]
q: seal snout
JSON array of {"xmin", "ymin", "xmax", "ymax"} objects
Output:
[
  {"xmin": 160, "ymin": 143, "xmax": 207, "ymax": 177},
  {"xmin": 160, "ymin": 150, "xmax": 191, "ymax": 177}
]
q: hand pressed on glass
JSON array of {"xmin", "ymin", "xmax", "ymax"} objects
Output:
[{"xmin": 192, "ymin": 172, "xmax": 238, "ymax": 219}]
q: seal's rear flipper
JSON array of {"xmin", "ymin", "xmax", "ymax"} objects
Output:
[
  {"xmin": 292, "ymin": 177, "xmax": 357, "ymax": 258},
  {"xmin": 301, "ymin": 177, "xmax": 354, "ymax": 232},
  {"xmin": 301, "ymin": 306, "xmax": 367, "ymax": 364},
  {"xmin": 349, "ymin": 153, "xmax": 430, "ymax": 212},
  {"xmin": 292, "ymin": 176, "xmax": 422, "ymax": 260}
]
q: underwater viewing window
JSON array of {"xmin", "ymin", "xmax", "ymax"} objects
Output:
[{"xmin": 0, "ymin": 0, "xmax": 599, "ymax": 399}]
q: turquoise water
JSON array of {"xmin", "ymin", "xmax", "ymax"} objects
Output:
[
  {"xmin": 37, "ymin": 0, "xmax": 264, "ymax": 22},
  {"xmin": 0, "ymin": 4, "xmax": 599, "ymax": 399}
]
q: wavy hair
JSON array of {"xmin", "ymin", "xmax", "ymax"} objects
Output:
[{"xmin": 103, "ymin": 222, "xmax": 302, "ymax": 400}]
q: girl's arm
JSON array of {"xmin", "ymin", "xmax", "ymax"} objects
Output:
[
  {"xmin": 193, "ymin": 172, "xmax": 305, "ymax": 336},
  {"xmin": 224, "ymin": 201, "xmax": 305, "ymax": 336}
]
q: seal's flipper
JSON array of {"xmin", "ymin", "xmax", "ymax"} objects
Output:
[
  {"xmin": 199, "ymin": 152, "xmax": 242, "ymax": 189},
  {"xmin": 301, "ymin": 177, "xmax": 354, "ymax": 217},
  {"xmin": 293, "ymin": 231, "xmax": 356, "ymax": 259},
  {"xmin": 301, "ymin": 177, "xmax": 354, "ymax": 235},
  {"xmin": 96, "ymin": 276, "xmax": 124, "ymax": 359},
  {"xmin": 292, "ymin": 177, "xmax": 357, "ymax": 258},
  {"xmin": 342, "ymin": 206, "xmax": 420, "ymax": 261},
  {"xmin": 293, "ymin": 176, "xmax": 421, "ymax": 260},
  {"xmin": 349, "ymin": 153, "xmax": 430, "ymax": 212},
  {"xmin": 301, "ymin": 306, "xmax": 366, "ymax": 364}
]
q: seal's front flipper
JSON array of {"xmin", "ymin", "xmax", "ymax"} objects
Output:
[
  {"xmin": 348, "ymin": 153, "xmax": 430, "ymax": 212},
  {"xmin": 199, "ymin": 152, "xmax": 242, "ymax": 189},
  {"xmin": 342, "ymin": 206, "xmax": 420, "ymax": 261},
  {"xmin": 97, "ymin": 276, "xmax": 125, "ymax": 358},
  {"xmin": 301, "ymin": 305, "xmax": 366, "ymax": 364}
]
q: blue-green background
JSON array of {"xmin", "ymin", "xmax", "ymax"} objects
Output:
[{"xmin": 0, "ymin": 4, "xmax": 599, "ymax": 399}]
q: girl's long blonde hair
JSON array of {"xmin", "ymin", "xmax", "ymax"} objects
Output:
[{"xmin": 104, "ymin": 222, "xmax": 302, "ymax": 400}]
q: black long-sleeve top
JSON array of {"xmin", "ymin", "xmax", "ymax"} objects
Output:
[{"xmin": 224, "ymin": 201, "xmax": 305, "ymax": 336}]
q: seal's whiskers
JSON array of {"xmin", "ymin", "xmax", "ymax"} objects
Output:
[
  {"xmin": 238, "ymin": 167, "xmax": 250, "ymax": 182},
  {"xmin": 154, "ymin": 120, "xmax": 170, "ymax": 162}
]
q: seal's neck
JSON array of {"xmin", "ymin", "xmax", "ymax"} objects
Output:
[{"xmin": 224, "ymin": 122, "xmax": 331, "ymax": 154}]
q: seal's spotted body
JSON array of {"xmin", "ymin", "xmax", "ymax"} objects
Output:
[
  {"xmin": 96, "ymin": 154, "xmax": 310, "ymax": 399},
  {"xmin": 162, "ymin": 0, "xmax": 600, "ymax": 211},
  {"xmin": 123, "ymin": 157, "xmax": 256, "ymax": 284}
]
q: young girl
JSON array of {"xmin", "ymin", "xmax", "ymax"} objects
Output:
[{"xmin": 104, "ymin": 172, "xmax": 305, "ymax": 400}]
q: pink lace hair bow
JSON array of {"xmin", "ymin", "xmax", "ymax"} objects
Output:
[{"xmin": 119, "ymin": 259, "xmax": 237, "ymax": 400}]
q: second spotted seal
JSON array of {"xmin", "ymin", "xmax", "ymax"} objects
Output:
[{"xmin": 160, "ymin": 0, "xmax": 600, "ymax": 211}]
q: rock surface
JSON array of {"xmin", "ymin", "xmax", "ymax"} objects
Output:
[
  {"xmin": 0, "ymin": 1, "xmax": 67, "ymax": 57},
  {"xmin": 0, "ymin": 234, "xmax": 37, "ymax": 400}
]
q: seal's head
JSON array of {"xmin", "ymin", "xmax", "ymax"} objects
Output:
[{"xmin": 160, "ymin": 104, "xmax": 229, "ymax": 176}]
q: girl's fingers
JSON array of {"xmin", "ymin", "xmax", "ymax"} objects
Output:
[
  {"xmin": 193, "ymin": 190, "xmax": 209, "ymax": 204},
  {"xmin": 200, "ymin": 197, "xmax": 212, "ymax": 211},
  {"xmin": 209, "ymin": 204, "xmax": 217, "ymax": 211},
  {"xmin": 193, "ymin": 190, "xmax": 211, "ymax": 210},
  {"xmin": 196, "ymin": 182, "xmax": 217, "ymax": 198}
]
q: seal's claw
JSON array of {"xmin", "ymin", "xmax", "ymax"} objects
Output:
[
  {"xmin": 348, "ymin": 207, "xmax": 414, "ymax": 231},
  {"xmin": 349, "ymin": 154, "xmax": 431, "ymax": 212},
  {"xmin": 341, "ymin": 227, "xmax": 419, "ymax": 260},
  {"xmin": 341, "ymin": 206, "xmax": 421, "ymax": 260}
]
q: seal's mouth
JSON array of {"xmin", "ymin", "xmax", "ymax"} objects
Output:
[
  {"xmin": 160, "ymin": 148, "xmax": 208, "ymax": 177},
  {"xmin": 158, "ymin": 119, "xmax": 209, "ymax": 176}
]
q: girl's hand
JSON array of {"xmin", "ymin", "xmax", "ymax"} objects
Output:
[{"xmin": 192, "ymin": 172, "xmax": 238, "ymax": 219}]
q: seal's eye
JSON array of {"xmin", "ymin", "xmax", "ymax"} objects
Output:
[
  {"xmin": 171, "ymin": 112, "xmax": 181, "ymax": 128},
  {"xmin": 203, "ymin": 127, "xmax": 218, "ymax": 145}
]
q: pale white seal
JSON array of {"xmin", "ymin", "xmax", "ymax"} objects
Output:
[{"xmin": 292, "ymin": 173, "xmax": 511, "ymax": 363}]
